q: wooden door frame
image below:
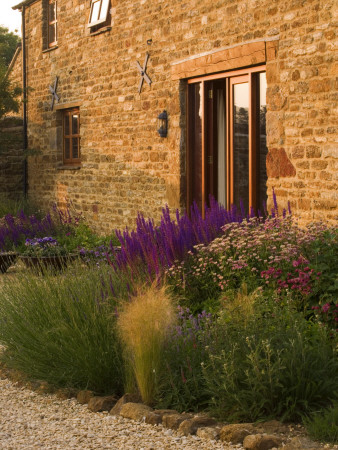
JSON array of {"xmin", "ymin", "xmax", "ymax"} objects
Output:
[{"xmin": 186, "ymin": 65, "xmax": 266, "ymax": 215}]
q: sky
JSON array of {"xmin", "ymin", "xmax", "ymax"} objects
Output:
[{"xmin": 0, "ymin": 0, "xmax": 22, "ymax": 35}]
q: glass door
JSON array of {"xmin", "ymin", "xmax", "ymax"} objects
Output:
[
  {"xmin": 186, "ymin": 67, "xmax": 267, "ymax": 216},
  {"xmin": 230, "ymin": 75, "xmax": 249, "ymax": 211}
]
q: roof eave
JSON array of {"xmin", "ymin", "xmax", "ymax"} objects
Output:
[{"xmin": 13, "ymin": 0, "xmax": 39, "ymax": 11}]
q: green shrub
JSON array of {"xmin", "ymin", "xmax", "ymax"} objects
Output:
[
  {"xmin": 304, "ymin": 403, "xmax": 338, "ymax": 444},
  {"xmin": 154, "ymin": 307, "xmax": 213, "ymax": 412},
  {"xmin": 0, "ymin": 265, "xmax": 127, "ymax": 394},
  {"xmin": 203, "ymin": 301, "xmax": 338, "ymax": 422}
]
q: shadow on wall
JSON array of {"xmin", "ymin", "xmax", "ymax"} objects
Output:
[{"xmin": 0, "ymin": 117, "xmax": 24, "ymax": 199}]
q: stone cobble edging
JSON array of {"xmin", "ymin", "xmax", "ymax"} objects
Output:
[{"xmin": 0, "ymin": 364, "xmax": 336, "ymax": 450}]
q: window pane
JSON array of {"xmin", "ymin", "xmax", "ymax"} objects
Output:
[
  {"xmin": 90, "ymin": 0, "xmax": 101, "ymax": 22},
  {"xmin": 64, "ymin": 138, "xmax": 70, "ymax": 160},
  {"xmin": 188, "ymin": 83, "xmax": 203, "ymax": 212},
  {"xmin": 99, "ymin": 0, "xmax": 109, "ymax": 20},
  {"xmin": 48, "ymin": 1, "xmax": 56, "ymax": 22},
  {"xmin": 48, "ymin": 23, "xmax": 56, "ymax": 45},
  {"xmin": 258, "ymin": 72, "xmax": 268, "ymax": 209},
  {"xmin": 64, "ymin": 114, "xmax": 70, "ymax": 136},
  {"xmin": 217, "ymin": 87, "xmax": 226, "ymax": 207},
  {"xmin": 72, "ymin": 138, "xmax": 79, "ymax": 159},
  {"xmin": 233, "ymin": 82, "xmax": 249, "ymax": 212},
  {"xmin": 72, "ymin": 114, "xmax": 79, "ymax": 135}
]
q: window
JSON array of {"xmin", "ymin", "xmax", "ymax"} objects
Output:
[
  {"xmin": 47, "ymin": 0, "xmax": 57, "ymax": 48},
  {"xmin": 186, "ymin": 67, "xmax": 267, "ymax": 216},
  {"xmin": 63, "ymin": 109, "xmax": 80, "ymax": 165},
  {"xmin": 88, "ymin": 0, "xmax": 111, "ymax": 29}
]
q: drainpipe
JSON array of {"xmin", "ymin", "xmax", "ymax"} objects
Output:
[{"xmin": 22, "ymin": 5, "xmax": 28, "ymax": 198}]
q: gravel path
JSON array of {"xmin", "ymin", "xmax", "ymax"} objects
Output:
[{"xmin": 0, "ymin": 377, "xmax": 242, "ymax": 450}]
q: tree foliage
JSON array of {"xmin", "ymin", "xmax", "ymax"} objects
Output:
[
  {"xmin": 0, "ymin": 26, "xmax": 20, "ymax": 67},
  {"xmin": 0, "ymin": 26, "xmax": 22, "ymax": 120},
  {"xmin": 0, "ymin": 62, "xmax": 22, "ymax": 120}
]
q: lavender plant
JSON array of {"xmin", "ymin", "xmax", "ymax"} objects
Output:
[{"xmin": 0, "ymin": 264, "xmax": 127, "ymax": 394}]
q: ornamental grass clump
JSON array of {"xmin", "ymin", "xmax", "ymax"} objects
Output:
[
  {"xmin": 304, "ymin": 403, "xmax": 338, "ymax": 444},
  {"xmin": 117, "ymin": 284, "xmax": 176, "ymax": 405},
  {"xmin": 0, "ymin": 265, "xmax": 127, "ymax": 394}
]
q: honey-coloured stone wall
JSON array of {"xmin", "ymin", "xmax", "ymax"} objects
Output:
[
  {"xmin": 15, "ymin": 0, "xmax": 337, "ymax": 232},
  {"xmin": 0, "ymin": 117, "xmax": 24, "ymax": 199}
]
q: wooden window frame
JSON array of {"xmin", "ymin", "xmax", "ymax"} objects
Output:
[
  {"xmin": 63, "ymin": 109, "xmax": 80, "ymax": 166},
  {"xmin": 88, "ymin": 0, "xmax": 111, "ymax": 28},
  {"xmin": 47, "ymin": 0, "xmax": 57, "ymax": 48},
  {"xmin": 186, "ymin": 65, "xmax": 266, "ymax": 216}
]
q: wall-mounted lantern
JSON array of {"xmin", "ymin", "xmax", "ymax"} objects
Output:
[{"xmin": 157, "ymin": 110, "xmax": 168, "ymax": 138}]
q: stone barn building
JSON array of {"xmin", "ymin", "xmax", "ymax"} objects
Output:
[{"xmin": 10, "ymin": 0, "xmax": 337, "ymax": 232}]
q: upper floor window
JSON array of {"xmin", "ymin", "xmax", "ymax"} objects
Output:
[
  {"xmin": 47, "ymin": 0, "xmax": 57, "ymax": 48},
  {"xmin": 88, "ymin": 0, "xmax": 111, "ymax": 29},
  {"xmin": 63, "ymin": 109, "xmax": 80, "ymax": 166}
]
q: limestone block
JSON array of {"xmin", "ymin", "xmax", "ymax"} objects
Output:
[
  {"xmin": 119, "ymin": 402, "xmax": 153, "ymax": 421},
  {"xmin": 220, "ymin": 423, "xmax": 256, "ymax": 444},
  {"xmin": 87, "ymin": 395, "xmax": 117, "ymax": 412}
]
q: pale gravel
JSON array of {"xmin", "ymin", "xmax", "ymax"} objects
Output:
[{"xmin": 0, "ymin": 378, "xmax": 244, "ymax": 450}]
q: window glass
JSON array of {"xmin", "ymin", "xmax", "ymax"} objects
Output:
[
  {"xmin": 99, "ymin": 0, "xmax": 110, "ymax": 20},
  {"xmin": 48, "ymin": 1, "xmax": 55, "ymax": 22},
  {"xmin": 72, "ymin": 114, "xmax": 79, "ymax": 135},
  {"xmin": 258, "ymin": 72, "xmax": 268, "ymax": 208},
  {"xmin": 187, "ymin": 68, "xmax": 266, "ymax": 216},
  {"xmin": 89, "ymin": 0, "xmax": 110, "ymax": 26},
  {"xmin": 233, "ymin": 82, "xmax": 249, "ymax": 211},
  {"xmin": 63, "ymin": 109, "xmax": 80, "ymax": 164},
  {"xmin": 48, "ymin": 24, "xmax": 56, "ymax": 47},
  {"xmin": 64, "ymin": 114, "xmax": 70, "ymax": 136},
  {"xmin": 72, "ymin": 138, "xmax": 79, "ymax": 159},
  {"xmin": 47, "ymin": 0, "xmax": 57, "ymax": 47},
  {"xmin": 91, "ymin": 0, "xmax": 101, "ymax": 22},
  {"xmin": 188, "ymin": 83, "xmax": 203, "ymax": 211}
]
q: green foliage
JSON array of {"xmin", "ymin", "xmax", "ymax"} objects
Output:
[
  {"xmin": 154, "ymin": 308, "xmax": 212, "ymax": 412},
  {"xmin": 0, "ymin": 62, "xmax": 22, "ymax": 120},
  {"xmin": 56, "ymin": 222, "xmax": 119, "ymax": 253},
  {"xmin": 22, "ymin": 237, "xmax": 68, "ymax": 257},
  {"xmin": 203, "ymin": 301, "xmax": 338, "ymax": 423},
  {"xmin": 0, "ymin": 26, "xmax": 20, "ymax": 67},
  {"xmin": 0, "ymin": 195, "xmax": 39, "ymax": 218},
  {"xmin": 306, "ymin": 228, "xmax": 338, "ymax": 304},
  {"xmin": 304, "ymin": 403, "xmax": 338, "ymax": 444},
  {"xmin": 0, "ymin": 265, "xmax": 127, "ymax": 394}
]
